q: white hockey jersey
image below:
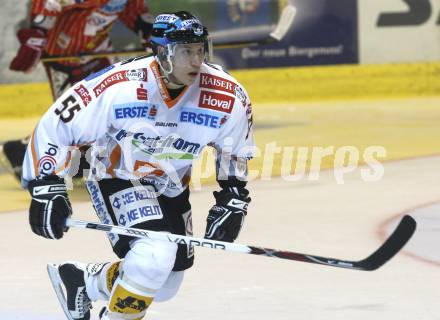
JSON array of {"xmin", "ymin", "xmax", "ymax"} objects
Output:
[{"xmin": 22, "ymin": 56, "xmax": 255, "ymax": 197}]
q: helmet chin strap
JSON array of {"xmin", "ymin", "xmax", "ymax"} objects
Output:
[{"xmin": 155, "ymin": 45, "xmax": 185, "ymax": 88}]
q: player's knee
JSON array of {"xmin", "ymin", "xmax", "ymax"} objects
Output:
[
  {"xmin": 122, "ymin": 238, "xmax": 178, "ymax": 290},
  {"xmin": 154, "ymin": 271, "xmax": 184, "ymax": 302}
]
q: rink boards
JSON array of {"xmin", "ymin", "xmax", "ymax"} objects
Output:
[{"xmin": 2, "ymin": 61, "xmax": 440, "ymax": 118}]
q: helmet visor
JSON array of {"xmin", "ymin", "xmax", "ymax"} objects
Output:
[{"xmin": 170, "ymin": 42, "xmax": 205, "ymax": 66}]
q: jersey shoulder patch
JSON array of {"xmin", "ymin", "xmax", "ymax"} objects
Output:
[
  {"xmin": 198, "ymin": 90, "xmax": 235, "ymax": 114},
  {"xmin": 91, "ymin": 67, "xmax": 149, "ymax": 98},
  {"xmin": 233, "ymin": 83, "xmax": 250, "ymax": 109},
  {"xmin": 197, "ymin": 68, "xmax": 242, "ymax": 114},
  {"xmin": 199, "ymin": 72, "xmax": 236, "ymax": 94}
]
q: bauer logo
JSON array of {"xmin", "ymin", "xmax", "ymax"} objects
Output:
[
  {"xmin": 199, "ymin": 90, "xmax": 235, "ymax": 114},
  {"xmin": 155, "ymin": 121, "xmax": 178, "ymax": 128},
  {"xmin": 199, "ymin": 73, "xmax": 235, "ymax": 94}
]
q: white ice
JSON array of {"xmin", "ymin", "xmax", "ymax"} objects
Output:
[{"xmin": 0, "ymin": 156, "xmax": 439, "ymax": 320}]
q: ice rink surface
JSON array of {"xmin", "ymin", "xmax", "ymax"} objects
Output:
[{"xmin": 0, "ymin": 155, "xmax": 439, "ymax": 320}]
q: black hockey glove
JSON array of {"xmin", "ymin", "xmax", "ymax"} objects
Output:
[
  {"xmin": 205, "ymin": 187, "xmax": 251, "ymax": 242},
  {"xmin": 28, "ymin": 175, "xmax": 72, "ymax": 239}
]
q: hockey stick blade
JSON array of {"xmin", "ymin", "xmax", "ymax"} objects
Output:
[
  {"xmin": 355, "ymin": 215, "xmax": 416, "ymax": 270},
  {"xmin": 270, "ymin": 4, "xmax": 297, "ymax": 41},
  {"xmin": 66, "ymin": 215, "xmax": 415, "ymax": 271},
  {"xmin": 248, "ymin": 215, "xmax": 415, "ymax": 271}
]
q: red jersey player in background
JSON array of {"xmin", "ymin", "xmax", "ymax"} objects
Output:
[{"xmin": 1, "ymin": 0, "xmax": 154, "ymax": 181}]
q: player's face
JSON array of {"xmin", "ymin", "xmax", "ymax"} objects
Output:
[{"xmin": 169, "ymin": 43, "xmax": 204, "ymax": 86}]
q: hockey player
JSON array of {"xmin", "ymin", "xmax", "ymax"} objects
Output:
[
  {"xmin": 2, "ymin": 0, "xmax": 153, "ymax": 181},
  {"xmin": 24, "ymin": 11, "xmax": 254, "ymax": 320}
]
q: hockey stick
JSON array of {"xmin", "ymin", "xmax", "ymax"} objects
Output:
[
  {"xmin": 66, "ymin": 215, "xmax": 416, "ymax": 271},
  {"xmin": 209, "ymin": 3, "xmax": 296, "ymax": 47},
  {"xmin": 40, "ymin": 48, "xmax": 153, "ymax": 62},
  {"xmin": 39, "ymin": 35, "xmax": 271, "ymax": 62},
  {"xmin": 39, "ymin": 41, "xmax": 254, "ymax": 62},
  {"xmin": 39, "ymin": 39, "xmax": 260, "ymax": 62}
]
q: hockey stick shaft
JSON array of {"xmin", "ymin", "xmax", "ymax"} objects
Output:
[
  {"xmin": 66, "ymin": 215, "xmax": 416, "ymax": 271},
  {"xmin": 42, "ymin": 36, "xmax": 291, "ymax": 62},
  {"xmin": 41, "ymin": 49, "xmax": 152, "ymax": 62},
  {"xmin": 39, "ymin": 38, "xmax": 267, "ymax": 62}
]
